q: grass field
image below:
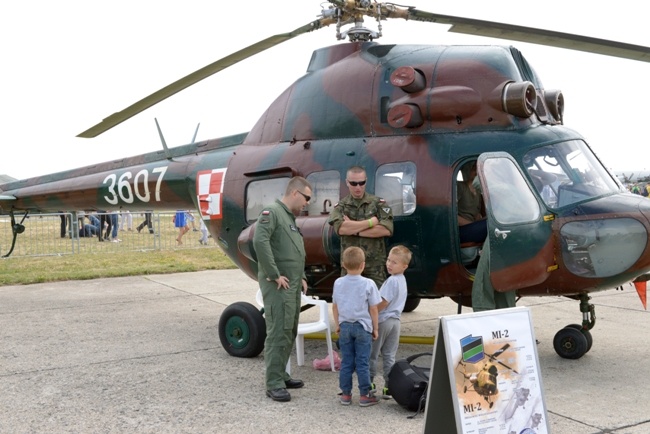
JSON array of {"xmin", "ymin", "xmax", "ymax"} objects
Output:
[{"xmin": 0, "ymin": 211, "xmax": 236, "ymax": 286}]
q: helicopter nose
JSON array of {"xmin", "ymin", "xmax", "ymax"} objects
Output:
[{"xmin": 559, "ymin": 196, "xmax": 649, "ymax": 279}]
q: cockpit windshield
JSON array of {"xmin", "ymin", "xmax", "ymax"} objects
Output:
[{"xmin": 523, "ymin": 140, "xmax": 621, "ymax": 209}]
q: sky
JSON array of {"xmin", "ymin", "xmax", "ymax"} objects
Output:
[{"xmin": 1, "ymin": 1, "xmax": 649, "ymax": 181}]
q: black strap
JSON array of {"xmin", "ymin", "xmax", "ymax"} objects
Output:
[
  {"xmin": 405, "ymin": 352, "xmax": 433, "ymax": 363},
  {"xmin": 407, "ymin": 382, "xmax": 428, "ymax": 419}
]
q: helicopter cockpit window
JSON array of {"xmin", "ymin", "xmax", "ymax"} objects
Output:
[
  {"xmin": 376, "ymin": 162, "xmax": 416, "ymax": 216},
  {"xmin": 306, "ymin": 171, "xmax": 340, "ymax": 216},
  {"xmin": 523, "ymin": 140, "xmax": 620, "ymax": 209},
  {"xmin": 483, "ymin": 158, "xmax": 540, "ymax": 224},
  {"xmin": 246, "ymin": 177, "xmax": 289, "ymax": 222}
]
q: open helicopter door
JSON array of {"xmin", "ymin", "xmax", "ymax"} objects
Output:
[{"xmin": 476, "ymin": 153, "xmax": 555, "ymax": 291}]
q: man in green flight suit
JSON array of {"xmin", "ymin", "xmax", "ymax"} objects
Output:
[
  {"xmin": 253, "ymin": 176, "xmax": 312, "ymax": 403},
  {"xmin": 328, "ymin": 166, "xmax": 394, "ymax": 288}
]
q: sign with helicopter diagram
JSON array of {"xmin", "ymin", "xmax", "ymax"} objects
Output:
[{"xmin": 423, "ymin": 307, "xmax": 549, "ymax": 434}]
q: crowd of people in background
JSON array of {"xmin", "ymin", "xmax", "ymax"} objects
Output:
[
  {"xmin": 58, "ymin": 210, "xmax": 209, "ymax": 245},
  {"xmin": 629, "ymin": 183, "xmax": 650, "ymax": 197}
]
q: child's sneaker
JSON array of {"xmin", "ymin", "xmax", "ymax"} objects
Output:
[
  {"xmin": 339, "ymin": 393, "xmax": 352, "ymax": 405},
  {"xmin": 359, "ymin": 393, "xmax": 379, "ymax": 407},
  {"xmin": 382, "ymin": 387, "xmax": 392, "ymax": 399}
]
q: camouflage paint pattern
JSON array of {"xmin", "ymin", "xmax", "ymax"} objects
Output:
[{"xmin": 2, "ymin": 42, "xmax": 650, "ymax": 305}]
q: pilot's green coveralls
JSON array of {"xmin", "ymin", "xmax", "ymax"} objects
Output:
[
  {"xmin": 471, "ymin": 237, "xmax": 516, "ymax": 311},
  {"xmin": 328, "ymin": 192, "xmax": 394, "ymax": 288},
  {"xmin": 253, "ymin": 200, "xmax": 306, "ymax": 390}
]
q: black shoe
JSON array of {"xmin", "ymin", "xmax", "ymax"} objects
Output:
[
  {"xmin": 285, "ymin": 379, "xmax": 304, "ymax": 389},
  {"xmin": 266, "ymin": 388, "xmax": 291, "ymax": 402}
]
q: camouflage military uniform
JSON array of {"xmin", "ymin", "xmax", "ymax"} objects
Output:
[
  {"xmin": 252, "ymin": 200, "xmax": 306, "ymax": 391},
  {"xmin": 328, "ymin": 192, "xmax": 394, "ymax": 288}
]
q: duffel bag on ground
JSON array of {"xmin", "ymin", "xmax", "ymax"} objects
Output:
[{"xmin": 387, "ymin": 352, "xmax": 432, "ymax": 414}]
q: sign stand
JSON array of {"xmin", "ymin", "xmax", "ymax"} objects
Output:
[{"xmin": 423, "ymin": 307, "xmax": 549, "ymax": 434}]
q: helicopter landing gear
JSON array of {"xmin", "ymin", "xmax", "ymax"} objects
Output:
[
  {"xmin": 565, "ymin": 323, "xmax": 593, "ymax": 352},
  {"xmin": 553, "ymin": 293, "xmax": 595, "ymax": 359},
  {"xmin": 218, "ymin": 302, "xmax": 266, "ymax": 358}
]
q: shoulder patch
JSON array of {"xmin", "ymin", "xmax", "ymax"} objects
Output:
[
  {"xmin": 262, "ymin": 210, "xmax": 271, "ymax": 215},
  {"xmin": 378, "ymin": 198, "xmax": 386, "ymax": 203}
]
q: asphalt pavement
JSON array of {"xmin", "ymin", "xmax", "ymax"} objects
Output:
[{"xmin": 0, "ymin": 269, "xmax": 648, "ymax": 433}]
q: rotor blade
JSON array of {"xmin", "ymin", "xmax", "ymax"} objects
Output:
[
  {"xmin": 394, "ymin": 8, "xmax": 650, "ymax": 63},
  {"xmin": 77, "ymin": 18, "xmax": 333, "ymax": 138},
  {"xmin": 495, "ymin": 359, "xmax": 519, "ymax": 375},
  {"xmin": 489, "ymin": 343, "xmax": 510, "ymax": 359}
]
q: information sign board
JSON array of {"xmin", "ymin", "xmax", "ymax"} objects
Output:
[{"xmin": 423, "ymin": 307, "xmax": 549, "ymax": 434}]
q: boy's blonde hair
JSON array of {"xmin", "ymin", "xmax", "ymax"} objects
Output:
[
  {"xmin": 342, "ymin": 246, "xmax": 365, "ymax": 270},
  {"xmin": 389, "ymin": 245, "xmax": 412, "ymax": 265}
]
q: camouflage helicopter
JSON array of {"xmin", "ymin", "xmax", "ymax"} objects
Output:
[{"xmin": 2, "ymin": 1, "xmax": 650, "ymax": 362}]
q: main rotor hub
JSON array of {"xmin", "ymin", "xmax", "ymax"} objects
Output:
[{"xmin": 321, "ymin": 1, "xmax": 384, "ymax": 42}]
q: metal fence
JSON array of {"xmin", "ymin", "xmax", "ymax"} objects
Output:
[{"xmin": 0, "ymin": 211, "xmax": 216, "ymax": 258}]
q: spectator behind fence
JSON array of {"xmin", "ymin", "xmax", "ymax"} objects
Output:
[
  {"xmin": 120, "ymin": 211, "xmax": 133, "ymax": 232},
  {"xmin": 136, "ymin": 212, "xmax": 154, "ymax": 234},
  {"xmin": 173, "ymin": 210, "xmax": 190, "ymax": 245}
]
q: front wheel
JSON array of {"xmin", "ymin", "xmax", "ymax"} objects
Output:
[
  {"xmin": 218, "ymin": 302, "xmax": 266, "ymax": 358},
  {"xmin": 565, "ymin": 324, "xmax": 593, "ymax": 353},
  {"xmin": 553, "ymin": 326, "xmax": 588, "ymax": 359}
]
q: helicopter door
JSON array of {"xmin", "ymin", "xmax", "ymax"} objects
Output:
[{"xmin": 477, "ymin": 152, "xmax": 554, "ymax": 291}]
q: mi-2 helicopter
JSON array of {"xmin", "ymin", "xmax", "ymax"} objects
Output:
[
  {"xmin": 2, "ymin": 1, "xmax": 650, "ymax": 361},
  {"xmin": 456, "ymin": 343, "xmax": 518, "ymax": 409}
]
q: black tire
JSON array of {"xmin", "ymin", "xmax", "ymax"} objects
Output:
[
  {"xmin": 553, "ymin": 326, "xmax": 588, "ymax": 359},
  {"xmin": 565, "ymin": 324, "xmax": 593, "ymax": 353},
  {"xmin": 218, "ymin": 302, "xmax": 266, "ymax": 358},
  {"xmin": 402, "ymin": 297, "xmax": 421, "ymax": 313}
]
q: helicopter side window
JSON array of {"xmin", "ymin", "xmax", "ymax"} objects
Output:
[
  {"xmin": 245, "ymin": 177, "xmax": 290, "ymax": 222},
  {"xmin": 306, "ymin": 170, "xmax": 340, "ymax": 216},
  {"xmin": 376, "ymin": 162, "xmax": 416, "ymax": 216}
]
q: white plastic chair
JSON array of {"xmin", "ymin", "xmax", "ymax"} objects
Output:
[{"xmin": 256, "ymin": 289, "xmax": 336, "ymax": 374}]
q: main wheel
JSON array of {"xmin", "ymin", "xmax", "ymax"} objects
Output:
[
  {"xmin": 553, "ymin": 326, "xmax": 588, "ymax": 359},
  {"xmin": 218, "ymin": 302, "xmax": 266, "ymax": 358},
  {"xmin": 402, "ymin": 297, "xmax": 421, "ymax": 313},
  {"xmin": 565, "ymin": 324, "xmax": 593, "ymax": 353}
]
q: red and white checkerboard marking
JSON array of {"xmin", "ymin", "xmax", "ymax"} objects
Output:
[{"xmin": 197, "ymin": 168, "xmax": 227, "ymax": 220}]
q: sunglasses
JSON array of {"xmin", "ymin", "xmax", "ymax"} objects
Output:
[
  {"xmin": 296, "ymin": 190, "xmax": 311, "ymax": 202},
  {"xmin": 347, "ymin": 180, "xmax": 367, "ymax": 187}
]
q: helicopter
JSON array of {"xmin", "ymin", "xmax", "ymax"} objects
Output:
[
  {"xmin": 2, "ymin": 1, "xmax": 650, "ymax": 362},
  {"xmin": 456, "ymin": 343, "xmax": 518, "ymax": 409}
]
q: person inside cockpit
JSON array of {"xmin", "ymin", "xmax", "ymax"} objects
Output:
[{"xmin": 458, "ymin": 161, "xmax": 487, "ymax": 244}]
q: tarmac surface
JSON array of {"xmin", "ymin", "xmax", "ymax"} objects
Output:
[{"xmin": 1, "ymin": 268, "xmax": 649, "ymax": 433}]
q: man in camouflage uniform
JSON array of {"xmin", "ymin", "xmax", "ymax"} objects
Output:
[
  {"xmin": 253, "ymin": 176, "xmax": 312, "ymax": 402},
  {"xmin": 328, "ymin": 166, "xmax": 394, "ymax": 288}
]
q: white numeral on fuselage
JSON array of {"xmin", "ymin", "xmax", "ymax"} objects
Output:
[{"xmin": 103, "ymin": 166, "xmax": 168, "ymax": 205}]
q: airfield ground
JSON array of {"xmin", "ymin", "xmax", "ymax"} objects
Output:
[{"xmin": 0, "ymin": 269, "xmax": 648, "ymax": 433}]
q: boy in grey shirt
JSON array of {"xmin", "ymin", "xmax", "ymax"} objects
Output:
[
  {"xmin": 370, "ymin": 245, "xmax": 412, "ymax": 397},
  {"xmin": 333, "ymin": 246, "xmax": 381, "ymax": 407}
]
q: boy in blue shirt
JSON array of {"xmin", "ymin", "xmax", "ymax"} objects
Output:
[
  {"xmin": 369, "ymin": 245, "xmax": 412, "ymax": 398},
  {"xmin": 333, "ymin": 246, "xmax": 381, "ymax": 407}
]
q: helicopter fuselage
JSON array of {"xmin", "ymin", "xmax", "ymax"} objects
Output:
[{"xmin": 2, "ymin": 41, "xmax": 650, "ymax": 305}]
